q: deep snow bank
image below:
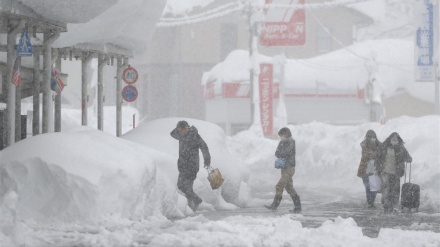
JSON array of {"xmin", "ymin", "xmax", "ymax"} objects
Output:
[
  {"xmin": 122, "ymin": 117, "xmax": 251, "ymax": 208},
  {"xmin": 228, "ymin": 116, "xmax": 440, "ymax": 211},
  {"xmin": 0, "ymin": 127, "xmax": 185, "ymax": 235}
]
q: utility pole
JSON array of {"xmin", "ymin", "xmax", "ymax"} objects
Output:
[
  {"xmin": 245, "ymin": 0, "xmax": 264, "ymax": 135},
  {"xmin": 246, "ymin": 1, "xmax": 255, "ymax": 124}
]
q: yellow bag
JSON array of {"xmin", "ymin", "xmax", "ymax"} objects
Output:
[{"xmin": 207, "ymin": 166, "xmax": 224, "ymax": 190}]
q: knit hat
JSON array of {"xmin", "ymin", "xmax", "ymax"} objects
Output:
[{"xmin": 176, "ymin": 120, "xmax": 190, "ymax": 128}]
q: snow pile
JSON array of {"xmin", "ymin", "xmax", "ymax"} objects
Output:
[
  {"xmin": 0, "ymin": 127, "xmax": 186, "ymax": 237},
  {"xmin": 202, "ymin": 39, "xmax": 438, "ymax": 104},
  {"xmin": 228, "ymin": 115, "xmax": 440, "ymax": 211},
  {"xmin": 123, "ymin": 118, "xmax": 251, "ymax": 208},
  {"xmin": 9, "ymin": 215, "xmax": 440, "ymax": 247}
]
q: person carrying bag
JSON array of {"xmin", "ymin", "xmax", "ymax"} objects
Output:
[{"xmin": 265, "ymin": 127, "xmax": 301, "ymax": 213}]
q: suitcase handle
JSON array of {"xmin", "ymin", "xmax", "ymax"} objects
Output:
[{"xmin": 404, "ymin": 162, "xmax": 412, "ymax": 183}]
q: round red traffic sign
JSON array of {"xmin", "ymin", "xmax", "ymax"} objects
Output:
[
  {"xmin": 122, "ymin": 85, "xmax": 138, "ymax": 102},
  {"xmin": 123, "ymin": 67, "xmax": 138, "ymax": 84}
]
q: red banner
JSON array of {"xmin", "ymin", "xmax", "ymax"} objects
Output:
[
  {"xmin": 260, "ymin": 0, "xmax": 306, "ymax": 46},
  {"xmin": 259, "ymin": 64, "xmax": 273, "ymax": 136}
]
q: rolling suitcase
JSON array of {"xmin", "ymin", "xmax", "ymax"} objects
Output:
[{"xmin": 401, "ymin": 163, "xmax": 420, "ymax": 211}]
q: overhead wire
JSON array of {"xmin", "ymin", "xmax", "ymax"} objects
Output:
[
  {"xmin": 309, "ymin": 9, "xmax": 413, "ymax": 73},
  {"xmin": 157, "ymin": 0, "xmax": 374, "ymax": 27}
]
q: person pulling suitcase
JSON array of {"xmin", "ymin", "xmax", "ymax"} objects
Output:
[
  {"xmin": 401, "ymin": 162, "xmax": 420, "ymax": 212},
  {"xmin": 377, "ymin": 132, "xmax": 412, "ymax": 214}
]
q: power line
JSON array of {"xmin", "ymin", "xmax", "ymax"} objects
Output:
[
  {"xmin": 157, "ymin": 2, "xmax": 243, "ymax": 27},
  {"xmin": 157, "ymin": 0, "xmax": 374, "ymax": 27},
  {"xmin": 309, "ymin": 10, "xmax": 412, "ymax": 73},
  {"xmin": 253, "ymin": 0, "xmax": 373, "ymax": 10}
]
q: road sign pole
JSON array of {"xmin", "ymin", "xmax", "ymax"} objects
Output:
[
  {"xmin": 116, "ymin": 57, "xmax": 123, "ymax": 137},
  {"xmin": 434, "ymin": 0, "xmax": 439, "ymax": 115},
  {"xmin": 98, "ymin": 55, "xmax": 109, "ymax": 131},
  {"xmin": 33, "ymin": 48, "xmax": 41, "ymax": 136}
]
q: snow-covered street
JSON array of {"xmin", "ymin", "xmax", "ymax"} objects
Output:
[
  {"xmin": 6, "ymin": 191, "xmax": 440, "ymax": 246},
  {"xmin": 1, "ymin": 0, "xmax": 440, "ymax": 246},
  {"xmin": 1, "ymin": 116, "xmax": 439, "ymax": 246}
]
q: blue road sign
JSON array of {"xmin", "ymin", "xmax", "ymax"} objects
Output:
[
  {"xmin": 122, "ymin": 85, "xmax": 138, "ymax": 102},
  {"xmin": 17, "ymin": 29, "xmax": 33, "ymax": 57}
]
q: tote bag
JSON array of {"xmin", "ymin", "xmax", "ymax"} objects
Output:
[{"xmin": 369, "ymin": 174, "xmax": 382, "ymax": 192}]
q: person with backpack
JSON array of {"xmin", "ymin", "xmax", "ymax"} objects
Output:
[
  {"xmin": 170, "ymin": 120, "xmax": 211, "ymax": 212},
  {"xmin": 357, "ymin": 130, "xmax": 381, "ymax": 209},
  {"xmin": 265, "ymin": 127, "xmax": 301, "ymax": 213},
  {"xmin": 377, "ymin": 132, "xmax": 412, "ymax": 213}
]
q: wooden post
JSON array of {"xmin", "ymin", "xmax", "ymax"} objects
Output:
[
  {"xmin": 42, "ymin": 31, "xmax": 59, "ymax": 134},
  {"xmin": 82, "ymin": 53, "xmax": 93, "ymax": 126},
  {"xmin": 54, "ymin": 50, "xmax": 62, "ymax": 132},
  {"xmin": 98, "ymin": 55, "xmax": 109, "ymax": 131},
  {"xmin": 33, "ymin": 48, "xmax": 41, "ymax": 136},
  {"xmin": 5, "ymin": 20, "xmax": 24, "ymax": 147}
]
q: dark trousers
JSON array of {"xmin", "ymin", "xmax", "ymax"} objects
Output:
[
  {"xmin": 362, "ymin": 176, "xmax": 377, "ymax": 205},
  {"xmin": 177, "ymin": 172, "xmax": 201, "ymax": 204},
  {"xmin": 381, "ymin": 173, "xmax": 400, "ymax": 209}
]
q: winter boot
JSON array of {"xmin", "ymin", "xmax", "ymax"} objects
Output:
[
  {"xmin": 289, "ymin": 195, "xmax": 302, "ymax": 213},
  {"xmin": 265, "ymin": 195, "xmax": 282, "ymax": 211},
  {"xmin": 193, "ymin": 197, "xmax": 202, "ymax": 212}
]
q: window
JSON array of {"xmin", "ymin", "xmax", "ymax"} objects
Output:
[
  {"xmin": 221, "ymin": 23, "xmax": 238, "ymax": 60},
  {"xmin": 316, "ymin": 26, "xmax": 333, "ymax": 53}
]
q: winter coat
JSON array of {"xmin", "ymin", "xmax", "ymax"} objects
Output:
[
  {"xmin": 275, "ymin": 137, "xmax": 296, "ymax": 168},
  {"xmin": 357, "ymin": 140, "xmax": 381, "ymax": 178},
  {"xmin": 170, "ymin": 126, "xmax": 211, "ymax": 178},
  {"xmin": 377, "ymin": 143, "xmax": 412, "ymax": 177}
]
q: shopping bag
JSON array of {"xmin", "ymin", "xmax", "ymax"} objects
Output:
[
  {"xmin": 365, "ymin": 160, "xmax": 376, "ymax": 175},
  {"xmin": 274, "ymin": 158, "xmax": 286, "ymax": 169},
  {"xmin": 369, "ymin": 173, "xmax": 382, "ymax": 192},
  {"xmin": 207, "ymin": 166, "xmax": 224, "ymax": 190}
]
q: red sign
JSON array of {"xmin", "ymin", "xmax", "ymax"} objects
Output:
[
  {"xmin": 260, "ymin": 0, "xmax": 306, "ymax": 46},
  {"xmin": 259, "ymin": 64, "xmax": 273, "ymax": 136},
  {"xmin": 123, "ymin": 67, "xmax": 138, "ymax": 84},
  {"xmin": 122, "ymin": 85, "xmax": 138, "ymax": 102}
]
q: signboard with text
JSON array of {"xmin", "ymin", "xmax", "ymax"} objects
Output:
[
  {"xmin": 259, "ymin": 64, "xmax": 274, "ymax": 136},
  {"xmin": 260, "ymin": 0, "xmax": 306, "ymax": 46},
  {"xmin": 415, "ymin": 0, "xmax": 437, "ymax": 81}
]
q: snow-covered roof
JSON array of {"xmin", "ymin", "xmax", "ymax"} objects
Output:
[
  {"xmin": 163, "ymin": 0, "xmax": 216, "ymax": 16},
  {"xmin": 202, "ymin": 39, "xmax": 438, "ymax": 104},
  {"xmin": 16, "ymin": 0, "xmax": 118, "ymax": 23},
  {"xmin": 53, "ymin": 0, "xmax": 167, "ymax": 54}
]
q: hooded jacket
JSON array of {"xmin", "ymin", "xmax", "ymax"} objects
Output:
[
  {"xmin": 377, "ymin": 133, "xmax": 412, "ymax": 177},
  {"xmin": 170, "ymin": 126, "xmax": 211, "ymax": 177},
  {"xmin": 357, "ymin": 130, "xmax": 381, "ymax": 178},
  {"xmin": 275, "ymin": 137, "xmax": 296, "ymax": 168}
]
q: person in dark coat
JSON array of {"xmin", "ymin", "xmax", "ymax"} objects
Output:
[
  {"xmin": 357, "ymin": 130, "xmax": 381, "ymax": 209},
  {"xmin": 170, "ymin": 120, "xmax": 211, "ymax": 212},
  {"xmin": 377, "ymin": 132, "xmax": 412, "ymax": 213},
  {"xmin": 265, "ymin": 127, "xmax": 301, "ymax": 213}
]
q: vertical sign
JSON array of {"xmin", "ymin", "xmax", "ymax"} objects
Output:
[
  {"xmin": 415, "ymin": 0, "xmax": 436, "ymax": 81},
  {"xmin": 259, "ymin": 64, "xmax": 273, "ymax": 136},
  {"xmin": 260, "ymin": 0, "xmax": 306, "ymax": 46},
  {"xmin": 17, "ymin": 29, "xmax": 33, "ymax": 57}
]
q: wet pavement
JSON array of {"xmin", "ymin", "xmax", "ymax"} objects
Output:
[{"xmin": 200, "ymin": 187, "xmax": 440, "ymax": 238}]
